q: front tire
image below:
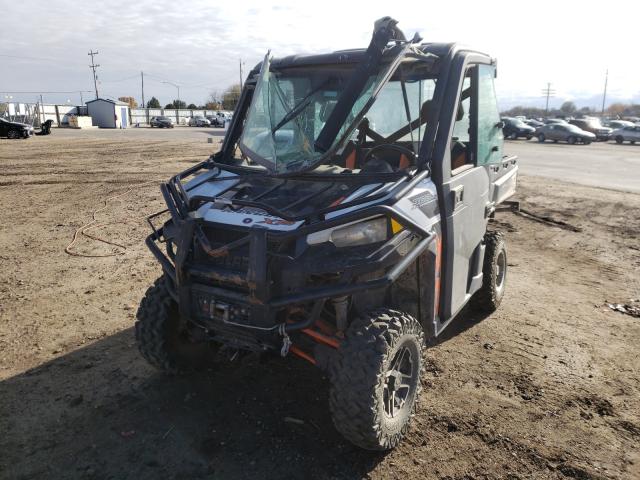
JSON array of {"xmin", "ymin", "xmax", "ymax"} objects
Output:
[
  {"xmin": 135, "ymin": 276, "xmax": 211, "ymax": 374},
  {"xmin": 567, "ymin": 136, "xmax": 577, "ymax": 145},
  {"xmin": 615, "ymin": 135, "xmax": 624, "ymax": 144},
  {"xmin": 472, "ymin": 231, "xmax": 507, "ymax": 314},
  {"xmin": 537, "ymin": 133, "xmax": 546, "ymax": 142},
  {"xmin": 7, "ymin": 130, "xmax": 18, "ymax": 139},
  {"xmin": 329, "ymin": 309, "xmax": 425, "ymax": 451}
]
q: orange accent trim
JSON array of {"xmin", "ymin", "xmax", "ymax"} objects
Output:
[
  {"xmin": 434, "ymin": 236, "xmax": 442, "ymax": 317},
  {"xmin": 290, "ymin": 345, "xmax": 316, "ymax": 365},
  {"xmin": 345, "ymin": 149, "xmax": 356, "ymax": 170},
  {"xmin": 301, "ymin": 328, "xmax": 340, "ymax": 349},
  {"xmin": 329, "ymin": 196, "xmax": 346, "ymax": 207},
  {"xmin": 399, "ymin": 153, "xmax": 410, "ymax": 170}
]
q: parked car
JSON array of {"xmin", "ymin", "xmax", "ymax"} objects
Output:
[
  {"xmin": 208, "ymin": 111, "xmax": 228, "ymax": 127},
  {"xmin": 0, "ymin": 118, "xmax": 34, "ymax": 139},
  {"xmin": 502, "ymin": 117, "xmax": 535, "ymax": 140},
  {"xmin": 611, "ymin": 125, "xmax": 640, "ymax": 144},
  {"xmin": 150, "ymin": 116, "xmax": 174, "ymax": 128},
  {"xmin": 525, "ymin": 118, "xmax": 544, "ymax": 128},
  {"xmin": 188, "ymin": 116, "xmax": 211, "ymax": 127},
  {"xmin": 607, "ymin": 120, "xmax": 635, "ymax": 130},
  {"xmin": 568, "ymin": 118, "xmax": 612, "ymax": 141},
  {"xmin": 536, "ymin": 123, "xmax": 596, "ymax": 144}
]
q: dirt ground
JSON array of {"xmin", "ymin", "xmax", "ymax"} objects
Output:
[{"xmin": 1, "ymin": 131, "xmax": 639, "ymax": 480}]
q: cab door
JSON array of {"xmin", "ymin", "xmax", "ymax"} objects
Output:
[{"xmin": 439, "ymin": 63, "xmax": 503, "ymax": 320}]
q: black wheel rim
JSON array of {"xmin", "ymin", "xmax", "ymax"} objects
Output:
[{"xmin": 383, "ymin": 342, "xmax": 416, "ymax": 419}]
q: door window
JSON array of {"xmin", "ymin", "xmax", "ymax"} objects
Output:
[
  {"xmin": 450, "ymin": 76, "xmax": 471, "ymax": 172},
  {"xmin": 476, "ymin": 64, "xmax": 502, "ymax": 165}
]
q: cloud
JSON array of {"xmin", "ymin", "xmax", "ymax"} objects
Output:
[{"xmin": 1, "ymin": 0, "xmax": 638, "ymax": 106}]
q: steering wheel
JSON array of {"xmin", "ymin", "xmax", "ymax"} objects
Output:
[{"xmin": 362, "ymin": 144, "xmax": 417, "ymax": 170}]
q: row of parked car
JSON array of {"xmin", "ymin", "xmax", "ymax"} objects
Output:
[
  {"xmin": 502, "ymin": 116, "xmax": 640, "ymax": 145},
  {"xmin": 149, "ymin": 111, "xmax": 233, "ymax": 128}
]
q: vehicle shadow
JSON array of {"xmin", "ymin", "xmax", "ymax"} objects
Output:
[
  {"xmin": 0, "ymin": 328, "xmax": 387, "ymax": 480},
  {"xmin": 432, "ymin": 303, "xmax": 492, "ymax": 345}
]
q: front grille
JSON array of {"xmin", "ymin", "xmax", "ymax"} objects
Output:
[{"xmin": 195, "ymin": 226, "xmax": 251, "ymax": 273}]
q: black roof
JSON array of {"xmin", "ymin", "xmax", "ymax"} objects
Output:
[{"xmin": 252, "ymin": 43, "xmax": 490, "ymax": 74}]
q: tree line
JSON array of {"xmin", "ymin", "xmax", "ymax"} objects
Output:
[{"xmin": 118, "ymin": 84, "xmax": 243, "ymax": 111}]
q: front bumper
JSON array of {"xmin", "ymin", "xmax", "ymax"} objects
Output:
[{"xmin": 146, "ymin": 205, "xmax": 435, "ymax": 349}]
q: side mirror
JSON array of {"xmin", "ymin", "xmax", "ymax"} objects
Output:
[{"xmin": 495, "ymin": 121, "xmax": 505, "ymax": 129}]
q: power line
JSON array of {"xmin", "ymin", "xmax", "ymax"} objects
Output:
[
  {"xmin": 99, "ymin": 74, "xmax": 140, "ymax": 83},
  {"xmin": 88, "ymin": 50, "xmax": 100, "ymax": 99}
]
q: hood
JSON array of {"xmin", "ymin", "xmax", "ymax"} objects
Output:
[{"xmin": 182, "ymin": 168, "xmax": 398, "ymax": 231}]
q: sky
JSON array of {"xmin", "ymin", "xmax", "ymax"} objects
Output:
[{"xmin": 1, "ymin": 0, "xmax": 639, "ymax": 110}]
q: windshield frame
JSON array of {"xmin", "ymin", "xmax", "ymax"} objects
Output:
[{"xmin": 238, "ymin": 43, "xmax": 418, "ymax": 176}]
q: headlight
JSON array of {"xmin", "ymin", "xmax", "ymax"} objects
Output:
[{"xmin": 307, "ymin": 217, "xmax": 390, "ymax": 248}]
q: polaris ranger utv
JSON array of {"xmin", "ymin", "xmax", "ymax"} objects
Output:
[{"xmin": 136, "ymin": 17, "xmax": 518, "ymax": 450}]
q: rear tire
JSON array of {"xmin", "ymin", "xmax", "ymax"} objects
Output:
[
  {"xmin": 526, "ymin": 134, "xmax": 533, "ymax": 140},
  {"xmin": 329, "ymin": 309, "xmax": 425, "ymax": 451},
  {"xmin": 567, "ymin": 136, "xmax": 577, "ymax": 145},
  {"xmin": 472, "ymin": 231, "xmax": 507, "ymax": 314},
  {"xmin": 135, "ymin": 276, "xmax": 212, "ymax": 374},
  {"xmin": 537, "ymin": 133, "xmax": 546, "ymax": 142},
  {"xmin": 509, "ymin": 132, "xmax": 518, "ymax": 140},
  {"xmin": 615, "ymin": 135, "xmax": 624, "ymax": 144}
]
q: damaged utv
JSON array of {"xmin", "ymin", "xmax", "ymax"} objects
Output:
[{"xmin": 136, "ymin": 17, "xmax": 518, "ymax": 450}]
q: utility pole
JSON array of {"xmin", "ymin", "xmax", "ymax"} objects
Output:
[
  {"xmin": 601, "ymin": 69, "xmax": 608, "ymax": 115},
  {"xmin": 88, "ymin": 50, "xmax": 100, "ymax": 99},
  {"xmin": 40, "ymin": 94, "xmax": 44, "ymax": 125},
  {"xmin": 541, "ymin": 82, "xmax": 555, "ymax": 115},
  {"xmin": 80, "ymin": 91, "xmax": 84, "ymax": 104},
  {"xmin": 141, "ymin": 71, "xmax": 145, "ymax": 108},
  {"xmin": 239, "ymin": 59, "xmax": 244, "ymax": 91}
]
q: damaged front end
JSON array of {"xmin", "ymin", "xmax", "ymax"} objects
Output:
[{"xmin": 147, "ymin": 163, "xmax": 436, "ymax": 362}]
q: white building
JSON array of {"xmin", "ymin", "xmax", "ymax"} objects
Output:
[{"xmin": 86, "ymin": 98, "xmax": 130, "ymax": 128}]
